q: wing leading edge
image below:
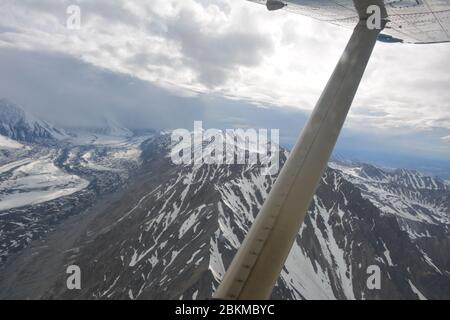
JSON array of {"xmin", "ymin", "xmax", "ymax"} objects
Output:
[{"xmin": 249, "ymin": 0, "xmax": 450, "ymax": 44}]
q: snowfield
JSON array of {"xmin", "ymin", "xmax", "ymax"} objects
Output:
[
  {"xmin": 0, "ymin": 156, "xmax": 89, "ymax": 211},
  {"xmin": 0, "ymin": 135, "xmax": 24, "ymax": 150}
]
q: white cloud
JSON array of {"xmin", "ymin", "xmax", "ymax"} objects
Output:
[
  {"xmin": 441, "ymin": 135, "xmax": 450, "ymax": 142},
  {"xmin": 0, "ymin": 0, "xmax": 449, "ymax": 132}
]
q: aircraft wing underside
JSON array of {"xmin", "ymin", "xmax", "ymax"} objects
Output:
[{"xmin": 249, "ymin": 0, "xmax": 450, "ymax": 43}]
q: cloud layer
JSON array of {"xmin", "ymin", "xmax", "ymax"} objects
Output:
[{"xmin": 1, "ymin": 0, "xmax": 449, "ymax": 135}]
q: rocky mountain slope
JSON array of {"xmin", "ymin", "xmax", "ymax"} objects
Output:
[
  {"xmin": 0, "ymin": 101, "xmax": 448, "ymax": 300},
  {"xmin": 29, "ymin": 134, "xmax": 449, "ymax": 300},
  {"xmin": 0, "ymin": 99, "xmax": 69, "ymax": 142}
]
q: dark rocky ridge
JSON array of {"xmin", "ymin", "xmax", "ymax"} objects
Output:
[{"xmin": 31, "ymin": 134, "xmax": 449, "ymax": 300}]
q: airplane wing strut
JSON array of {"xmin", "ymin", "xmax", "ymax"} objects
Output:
[{"xmin": 214, "ymin": 6, "xmax": 383, "ymax": 300}]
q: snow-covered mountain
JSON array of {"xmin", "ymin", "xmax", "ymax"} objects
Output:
[
  {"xmin": 90, "ymin": 118, "xmax": 134, "ymax": 138},
  {"xmin": 0, "ymin": 135, "xmax": 24, "ymax": 150},
  {"xmin": 0, "ymin": 104, "xmax": 448, "ymax": 300},
  {"xmin": 0, "ymin": 99, "xmax": 69, "ymax": 142},
  {"xmin": 20, "ymin": 133, "xmax": 446, "ymax": 300},
  {"xmin": 0, "ymin": 104, "xmax": 150, "ymax": 265}
]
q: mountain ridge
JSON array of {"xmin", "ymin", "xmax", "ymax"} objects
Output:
[
  {"xmin": 0, "ymin": 99, "xmax": 69, "ymax": 142},
  {"xmin": 0, "ymin": 106, "xmax": 448, "ymax": 300},
  {"xmin": 3, "ymin": 133, "xmax": 443, "ymax": 300}
]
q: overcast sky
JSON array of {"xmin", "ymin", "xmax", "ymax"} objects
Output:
[{"xmin": 0, "ymin": 0, "xmax": 449, "ymax": 166}]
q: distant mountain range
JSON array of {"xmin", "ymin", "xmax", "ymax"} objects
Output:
[
  {"xmin": 0, "ymin": 99, "xmax": 147, "ymax": 265},
  {"xmin": 0, "ymin": 99, "xmax": 69, "ymax": 142},
  {"xmin": 0, "ymin": 99, "xmax": 449, "ymax": 300}
]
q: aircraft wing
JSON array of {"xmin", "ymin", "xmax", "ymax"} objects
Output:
[{"xmin": 249, "ymin": 0, "xmax": 450, "ymax": 44}]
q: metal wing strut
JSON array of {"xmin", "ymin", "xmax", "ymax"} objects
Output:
[{"xmin": 214, "ymin": 4, "xmax": 383, "ymax": 300}]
